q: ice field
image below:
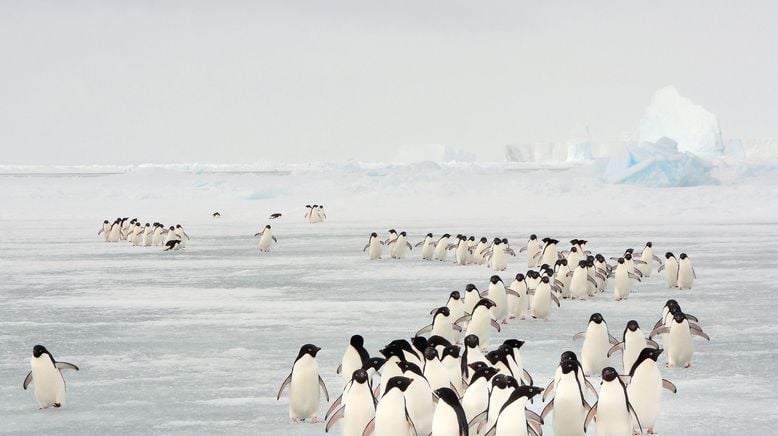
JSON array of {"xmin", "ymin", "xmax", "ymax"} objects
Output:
[{"xmin": 1, "ymin": 165, "xmax": 778, "ymax": 435}]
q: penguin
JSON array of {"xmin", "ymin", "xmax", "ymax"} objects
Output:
[
  {"xmin": 22, "ymin": 345, "xmax": 79, "ymax": 409},
  {"xmin": 486, "ymin": 275, "xmax": 512, "ymax": 324},
  {"xmin": 458, "ymin": 298, "xmax": 500, "ymax": 349},
  {"xmin": 608, "ymin": 320, "xmax": 658, "ymax": 375},
  {"xmin": 164, "ymin": 225, "xmax": 178, "ymax": 245},
  {"xmin": 434, "ymin": 234, "xmax": 451, "ymax": 262},
  {"xmin": 422, "ymin": 347, "xmax": 450, "ymax": 393},
  {"xmin": 460, "ymin": 334, "xmax": 487, "ymax": 382},
  {"xmin": 385, "ymin": 229, "xmax": 398, "ymax": 245},
  {"xmin": 612, "ymin": 258, "xmax": 641, "ymax": 301},
  {"xmin": 486, "ymin": 239, "xmax": 511, "ymax": 271},
  {"xmin": 529, "ymin": 276, "xmax": 560, "ymax": 321},
  {"xmin": 277, "ymin": 344, "xmax": 329, "ymax": 422},
  {"xmin": 476, "ymin": 374, "xmax": 520, "ymax": 434},
  {"xmin": 389, "ymin": 231, "xmax": 413, "ymax": 259},
  {"xmin": 444, "ymin": 291, "xmax": 465, "ymax": 331},
  {"xmin": 636, "ymin": 242, "xmax": 662, "ymax": 278},
  {"xmin": 397, "ymin": 361, "xmax": 434, "ymax": 436},
  {"xmin": 98, "ymin": 220, "xmax": 111, "ymax": 242},
  {"xmin": 174, "ymin": 224, "xmax": 189, "ymax": 248},
  {"xmin": 454, "ymin": 235, "xmax": 471, "ymax": 265},
  {"xmin": 542, "ymin": 351, "xmax": 598, "ymax": 403},
  {"xmin": 269, "ymin": 213, "xmax": 282, "ymax": 219},
  {"xmin": 325, "ymin": 369, "xmax": 376, "ymax": 436},
  {"xmin": 141, "ymin": 223, "xmax": 153, "ymax": 246},
  {"xmin": 466, "ymin": 236, "xmax": 477, "ymax": 264},
  {"xmin": 362, "ymin": 376, "xmax": 417, "ymax": 436},
  {"xmin": 416, "ymin": 233, "xmax": 436, "ymax": 261},
  {"xmin": 107, "ymin": 220, "xmax": 122, "ymax": 242},
  {"xmin": 483, "ymin": 385, "xmax": 545, "ymax": 436},
  {"xmin": 657, "ymin": 252, "xmax": 679, "ymax": 288},
  {"xmin": 462, "ymin": 284, "xmax": 481, "ymax": 316},
  {"xmin": 593, "ymin": 254, "xmax": 611, "ymax": 292},
  {"xmin": 508, "ymin": 273, "xmax": 530, "ymax": 320},
  {"xmin": 649, "ymin": 312, "xmax": 710, "ymax": 368},
  {"xmin": 539, "ymin": 238, "xmax": 560, "ymax": 267},
  {"xmin": 377, "ymin": 345, "xmax": 408, "ymax": 397},
  {"xmin": 316, "ymin": 205, "xmax": 327, "ymax": 222},
  {"xmin": 473, "ymin": 237, "xmax": 489, "ymax": 265},
  {"xmin": 575, "ymin": 313, "xmax": 620, "ymax": 376},
  {"xmin": 541, "ymin": 359, "xmax": 590, "ymax": 436},
  {"xmin": 554, "ymin": 259, "xmax": 572, "ymax": 299},
  {"xmin": 501, "ymin": 339, "xmax": 533, "ymax": 386},
  {"xmin": 152, "ymin": 223, "xmax": 166, "ymax": 246},
  {"xmin": 304, "ymin": 205, "xmax": 314, "ymax": 222},
  {"xmin": 626, "ymin": 348, "xmax": 677, "ymax": 435},
  {"xmin": 362, "ymin": 357, "xmax": 387, "ymax": 390},
  {"xmin": 212, "ymin": 211, "xmax": 221, "ymax": 218},
  {"xmin": 584, "ymin": 367, "xmax": 641, "ymax": 436},
  {"xmin": 254, "ymin": 225, "xmax": 277, "ymax": 252},
  {"xmin": 364, "ymin": 232, "xmax": 384, "ymax": 260},
  {"xmin": 164, "ymin": 239, "xmax": 183, "ymax": 251},
  {"xmin": 461, "ymin": 365, "xmax": 499, "ymax": 431},
  {"xmin": 431, "ymin": 387, "xmax": 469, "ymax": 436},
  {"xmin": 310, "ymin": 205, "xmax": 323, "ymax": 223},
  {"xmin": 519, "ymin": 234, "xmax": 542, "ymax": 267},
  {"xmin": 338, "ymin": 335, "xmax": 371, "ymax": 384},
  {"xmin": 677, "ymin": 253, "xmax": 696, "ymax": 290},
  {"xmin": 440, "ymin": 346, "xmax": 463, "ymax": 396},
  {"xmin": 416, "ymin": 307, "xmax": 459, "ymax": 344}
]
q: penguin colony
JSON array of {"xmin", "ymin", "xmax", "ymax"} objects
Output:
[
  {"xmin": 98, "ymin": 217, "xmax": 190, "ymax": 251},
  {"xmin": 306, "ymin": 205, "xmax": 327, "ymax": 223},
  {"xmin": 278, "ymin": 235, "xmax": 708, "ymax": 436}
]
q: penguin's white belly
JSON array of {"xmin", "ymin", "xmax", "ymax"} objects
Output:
[
  {"xmin": 374, "ymin": 402, "xmax": 413, "ymax": 436},
  {"xmin": 627, "ymin": 366, "xmax": 661, "ymax": 427},
  {"xmin": 31, "ymin": 363, "xmax": 66, "ymax": 407},
  {"xmin": 678, "ymin": 264, "xmax": 694, "ymax": 289},
  {"xmin": 581, "ymin": 330, "xmax": 610, "ymax": 375},
  {"xmin": 668, "ymin": 326, "xmax": 693, "ymax": 367},
  {"xmin": 289, "ymin": 367, "xmax": 320, "ymax": 419},
  {"xmin": 432, "ymin": 400, "xmax": 460, "ymax": 436},
  {"xmin": 664, "ymin": 262, "xmax": 679, "ymax": 287},
  {"xmin": 343, "ymin": 388, "xmax": 375, "ymax": 436},
  {"xmin": 461, "ymin": 381, "xmax": 488, "ymax": 424},
  {"xmin": 490, "ymin": 291, "xmax": 508, "ymax": 322},
  {"xmin": 527, "ymin": 246, "xmax": 540, "ymax": 267},
  {"xmin": 431, "ymin": 319, "xmax": 455, "ymax": 343},
  {"xmin": 491, "ymin": 250, "xmax": 507, "ymax": 271},
  {"xmin": 433, "ymin": 240, "xmax": 448, "ymax": 261},
  {"xmin": 465, "ymin": 312, "xmax": 491, "ymax": 347},
  {"xmin": 614, "ymin": 270, "xmax": 631, "ymax": 299},
  {"xmin": 340, "ymin": 350, "xmax": 362, "ymax": 384},
  {"xmin": 369, "ymin": 241, "xmax": 382, "ymax": 259},
  {"xmin": 638, "ymin": 253, "xmax": 652, "ymax": 277},
  {"xmin": 623, "ymin": 335, "xmax": 646, "ymax": 373},
  {"xmin": 553, "ymin": 383, "xmax": 586, "ymax": 436},
  {"xmin": 108, "ymin": 227, "xmax": 121, "ymax": 242},
  {"xmin": 570, "ymin": 272, "xmax": 589, "ymax": 299},
  {"xmin": 594, "ymin": 383, "xmax": 631, "ymax": 436},
  {"xmin": 531, "ymin": 288, "xmax": 551, "ymax": 319},
  {"xmin": 495, "ymin": 401, "xmax": 529, "ymax": 436},
  {"xmin": 259, "ymin": 233, "xmax": 273, "ymax": 250},
  {"xmin": 422, "ymin": 241, "xmax": 435, "ymax": 260},
  {"xmin": 405, "ymin": 382, "xmax": 434, "ymax": 436}
]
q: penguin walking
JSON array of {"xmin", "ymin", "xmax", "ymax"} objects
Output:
[
  {"xmin": 174, "ymin": 224, "xmax": 190, "ymax": 249},
  {"xmin": 462, "ymin": 284, "xmax": 481, "ymax": 316},
  {"xmin": 542, "ymin": 351, "xmax": 598, "ymax": 404},
  {"xmin": 277, "ymin": 344, "xmax": 329, "ymax": 423},
  {"xmin": 22, "ymin": 345, "xmax": 79, "ymax": 409},
  {"xmin": 461, "ymin": 365, "xmax": 499, "ymax": 431},
  {"xmin": 325, "ymin": 369, "xmax": 376, "ymax": 436},
  {"xmin": 608, "ymin": 320, "xmax": 658, "ymax": 375},
  {"xmin": 483, "ymin": 386, "xmax": 545, "ymax": 436},
  {"xmin": 677, "ymin": 253, "xmax": 696, "ymax": 290},
  {"xmin": 657, "ymin": 253, "xmax": 679, "ymax": 288},
  {"xmin": 626, "ymin": 348, "xmax": 677, "ymax": 435},
  {"xmin": 508, "ymin": 273, "xmax": 530, "ymax": 320},
  {"xmin": 539, "ymin": 238, "xmax": 560, "ymax": 267},
  {"xmin": 472, "ymin": 237, "xmax": 489, "ymax": 265},
  {"xmin": 530, "ymin": 276, "xmax": 560, "ymax": 321},
  {"xmin": 363, "ymin": 376, "xmax": 417, "ymax": 436},
  {"xmin": 433, "ymin": 234, "xmax": 451, "ymax": 262},
  {"xmin": 569, "ymin": 260, "xmax": 596, "ymax": 300},
  {"xmin": 485, "ymin": 275, "xmax": 512, "ymax": 324},
  {"xmin": 338, "ymin": 335, "xmax": 370, "ymax": 385},
  {"xmin": 397, "ymin": 362, "xmax": 434, "ymax": 436},
  {"xmin": 416, "ymin": 233, "xmax": 436, "ymax": 261},
  {"xmin": 141, "ymin": 223, "xmax": 153, "ymax": 246},
  {"xmin": 385, "ymin": 229, "xmax": 398, "ymax": 245},
  {"xmin": 389, "ymin": 231, "xmax": 413, "ymax": 259},
  {"xmin": 541, "ymin": 360, "xmax": 591, "ymax": 436},
  {"xmin": 649, "ymin": 312, "xmax": 710, "ymax": 368},
  {"xmin": 612, "ymin": 258, "xmax": 641, "ymax": 301},
  {"xmin": 453, "ymin": 235, "xmax": 470, "ymax": 265},
  {"xmin": 152, "ymin": 223, "xmax": 166, "ymax": 246},
  {"xmin": 575, "ymin": 313, "xmax": 619, "ymax": 376},
  {"xmin": 519, "ymin": 234, "xmax": 542, "ymax": 267},
  {"xmin": 584, "ymin": 367, "xmax": 641, "ymax": 436},
  {"xmin": 98, "ymin": 220, "xmax": 111, "ymax": 242},
  {"xmin": 431, "ymin": 387, "xmax": 469, "ymax": 436},
  {"xmin": 458, "ymin": 298, "xmax": 500, "ymax": 350},
  {"xmin": 364, "ymin": 232, "xmax": 384, "ymax": 260},
  {"xmin": 460, "ymin": 335, "xmax": 487, "ymax": 383},
  {"xmin": 636, "ymin": 242, "xmax": 663, "ymax": 278},
  {"xmin": 254, "ymin": 225, "xmax": 278, "ymax": 252},
  {"xmin": 107, "ymin": 220, "xmax": 122, "ymax": 242}
]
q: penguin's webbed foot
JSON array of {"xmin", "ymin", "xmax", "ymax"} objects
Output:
[
  {"xmin": 53, "ymin": 403, "xmax": 61, "ymax": 408},
  {"xmin": 311, "ymin": 416, "xmax": 320, "ymax": 424}
]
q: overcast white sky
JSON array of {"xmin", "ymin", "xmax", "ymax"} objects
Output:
[{"xmin": 1, "ymin": 1, "xmax": 776, "ymax": 163}]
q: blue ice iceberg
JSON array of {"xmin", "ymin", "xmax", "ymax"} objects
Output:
[{"xmin": 603, "ymin": 137, "xmax": 717, "ymax": 187}]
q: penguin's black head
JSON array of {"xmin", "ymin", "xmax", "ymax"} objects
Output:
[
  {"xmin": 424, "ymin": 347, "xmax": 438, "ymax": 361},
  {"xmin": 265, "ymin": 225, "xmax": 271, "ymax": 229},
  {"xmin": 560, "ymin": 259, "xmax": 568, "ymax": 266},
  {"xmin": 319, "ymin": 205, "xmax": 324, "ymax": 209},
  {"xmin": 540, "ymin": 263, "xmax": 550, "ymax": 271},
  {"xmin": 618, "ymin": 257, "xmax": 625, "ymax": 264},
  {"xmin": 625, "ymin": 253, "xmax": 633, "ymax": 260},
  {"xmin": 469, "ymin": 361, "xmax": 489, "ymax": 372},
  {"xmin": 465, "ymin": 283, "xmax": 478, "ymax": 292},
  {"xmin": 595, "ymin": 254, "xmax": 605, "ymax": 262},
  {"xmin": 426, "ymin": 232, "xmax": 433, "ymax": 238},
  {"xmin": 673, "ymin": 312, "xmax": 687, "ymax": 323},
  {"xmin": 32, "ymin": 345, "xmax": 48, "ymax": 358},
  {"xmin": 427, "ymin": 335, "xmax": 452, "ymax": 349},
  {"xmin": 530, "ymin": 234, "xmax": 537, "ymax": 240},
  {"xmin": 486, "ymin": 349, "xmax": 505, "ymax": 365},
  {"xmin": 586, "ymin": 260, "xmax": 594, "ymax": 267},
  {"xmin": 397, "ymin": 361, "xmax": 423, "ymax": 376},
  {"xmin": 601, "ymin": 366, "xmax": 619, "ymax": 382},
  {"xmin": 542, "ymin": 237, "xmax": 550, "ymax": 243},
  {"xmin": 370, "ymin": 232, "xmax": 378, "ymax": 237},
  {"xmin": 480, "ymin": 237, "xmax": 488, "ymax": 243},
  {"xmin": 362, "ymin": 357, "xmax": 386, "ymax": 372},
  {"xmin": 305, "ymin": 204, "xmax": 311, "ymax": 208},
  {"xmin": 664, "ymin": 299, "xmax": 679, "ymax": 309},
  {"xmin": 297, "ymin": 344, "xmax": 321, "ymax": 359},
  {"xmin": 379, "ymin": 345, "xmax": 406, "ymax": 362},
  {"xmin": 411, "ymin": 336, "xmax": 428, "ymax": 353},
  {"xmin": 625, "ymin": 248, "xmax": 634, "ymax": 255},
  {"xmin": 490, "ymin": 275, "xmax": 502, "ymax": 284},
  {"xmin": 590, "ymin": 313, "xmax": 604, "ymax": 324},
  {"xmin": 646, "ymin": 241, "xmax": 653, "ymax": 248},
  {"xmin": 665, "ymin": 252, "xmax": 674, "ymax": 259},
  {"xmin": 169, "ymin": 226, "xmax": 175, "ymax": 230},
  {"xmin": 491, "ymin": 374, "xmax": 508, "ymax": 389},
  {"xmin": 560, "ymin": 350, "xmax": 578, "ymax": 363},
  {"xmin": 540, "ymin": 276, "xmax": 550, "ymax": 284},
  {"xmin": 528, "ymin": 270, "xmax": 540, "ymax": 279},
  {"xmin": 473, "ymin": 366, "xmax": 499, "ymax": 382},
  {"xmin": 476, "ymin": 298, "xmax": 496, "ymax": 310},
  {"xmin": 627, "ymin": 320, "xmax": 639, "ymax": 332},
  {"xmin": 514, "ymin": 273, "xmax": 525, "ymax": 281},
  {"xmin": 442, "ymin": 345, "xmax": 460, "ymax": 359},
  {"xmin": 312, "ymin": 204, "xmax": 319, "ymax": 208},
  {"xmin": 145, "ymin": 223, "xmax": 150, "ymax": 226},
  {"xmin": 578, "ymin": 260, "xmax": 588, "ymax": 268},
  {"xmin": 579, "ymin": 239, "xmax": 588, "ymax": 245},
  {"xmin": 434, "ymin": 306, "xmax": 451, "ymax": 317},
  {"xmin": 468, "ymin": 236, "xmax": 475, "ymax": 241},
  {"xmin": 638, "ymin": 347, "xmax": 663, "ymax": 362},
  {"xmin": 388, "ymin": 339, "xmax": 413, "ymax": 353},
  {"xmin": 570, "ymin": 239, "xmax": 579, "ymax": 246},
  {"xmin": 502, "ymin": 238, "xmax": 508, "ymax": 244},
  {"xmin": 388, "ymin": 229, "xmax": 396, "ymax": 234},
  {"xmin": 464, "ymin": 334, "xmax": 480, "ymax": 348},
  {"xmin": 350, "ymin": 335, "xmax": 365, "ymax": 348},
  {"xmin": 506, "ymin": 376, "xmax": 520, "ymax": 390},
  {"xmin": 449, "ymin": 291, "xmax": 460, "ymax": 301},
  {"xmin": 503, "ymin": 339, "xmax": 525, "ymax": 350},
  {"xmin": 433, "ymin": 387, "xmax": 460, "ymax": 404},
  {"xmin": 352, "ymin": 369, "xmax": 369, "ymax": 384},
  {"xmin": 400, "ymin": 231, "xmax": 407, "ymax": 236},
  {"xmin": 561, "ymin": 360, "xmax": 579, "ymax": 374},
  {"xmin": 442, "ymin": 233, "xmax": 451, "ymax": 238},
  {"xmin": 679, "ymin": 253, "xmax": 688, "ymax": 259},
  {"xmin": 385, "ymin": 376, "xmax": 414, "ymax": 393},
  {"xmin": 493, "ymin": 238, "xmax": 502, "ymax": 244},
  {"xmin": 514, "ymin": 385, "xmax": 545, "ymax": 400},
  {"xmin": 103, "ymin": 220, "xmax": 109, "ymax": 224},
  {"xmin": 667, "ymin": 304, "xmax": 681, "ymax": 316},
  {"xmin": 176, "ymin": 224, "xmax": 182, "ymax": 228}
]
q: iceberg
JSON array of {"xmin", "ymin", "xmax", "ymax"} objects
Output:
[
  {"xmin": 566, "ymin": 141, "xmax": 593, "ymax": 162},
  {"xmin": 603, "ymin": 137, "xmax": 717, "ymax": 187},
  {"xmin": 394, "ymin": 144, "xmax": 476, "ymax": 163},
  {"xmin": 638, "ymin": 86, "xmax": 725, "ymax": 157}
]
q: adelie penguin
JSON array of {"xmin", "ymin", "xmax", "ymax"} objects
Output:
[
  {"xmin": 430, "ymin": 387, "xmax": 469, "ymax": 436},
  {"xmin": 676, "ymin": 253, "xmax": 696, "ymax": 290},
  {"xmin": 364, "ymin": 232, "xmax": 384, "ymax": 260},
  {"xmin": 269, "ymin": 212, "xmax": 282, "ymax": 219},
  {"xmin": 212, "ymin": 211, "xmax": 221, "ymax": 218},
  {"xmin": 416, "ymin": 233, "xmax": 436, "ymax": 261},
  {"xmin": 254, "ymin": 225, "xmax": 277, "ymax": 252},
  {"xmin": 23, "ymin": 345, "xmax": 79, "ymax": 409},
  {"xmin": 649, "ymin": 312, "xmax": 710, "ymax": 368},
  {"xmin": 362, "ymin": 376, "xmax": 417, "ymax": 436},
  {"xmin": 584, "ymin": 367, "xmax": 642, "ymax": 436},
  {"xmin": 625, "ymin": 348, "xmax": 677, "ymax": 436},
  {"xmin": 657, "ymin": 252, "xmax": 679, "ymax": 288},
  {"xmin": 574, "ymin": 313, "xmax": 621, "ymax": 376},
  {"xmin": 277, "ymin": 344, "xmax": 329, "ymax": 423},
  {"xmin": 482, "ymin": 385, "xmax": 545, "ymax": 436},
  {"xmin": 337, "ymin": 335, "xmax": 371, "ymax": 384},
  {"xmin": 325, "ymin": 369, "xmax": 376, "ymax": 436},
  {"xmin": 389, "ymin": 231, "xmax": 413, "ymax": 259}
]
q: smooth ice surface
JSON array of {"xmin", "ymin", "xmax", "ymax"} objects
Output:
[{"xmin": 1, "ymin": 168, "xmax": 778, "ymax": 435}]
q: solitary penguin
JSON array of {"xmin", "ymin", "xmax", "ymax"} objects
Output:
[
  {"xmin": 277, "ymin": 344, "xmax": 329, "ymax": 423},
  {"xmin": 255, "ymin": 225, "xmax": 278, "ymax": 252},
  {"xmin": 23, "ymin": 345, "xmax": 79, "ymax": 409},
  {"xmin": 98, "ymin": 220, "xmax": 111, "ymax": 242}
]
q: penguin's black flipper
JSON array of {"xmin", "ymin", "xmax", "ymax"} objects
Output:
[
  {"xmin": 319, "ymin": 375, "xmax": 330, "ymax": 401},
  {"xmin": 272, "ymin": 236, "xmax": 278, "ymax": 243},
  {"xmin": 325, "ymin": 406, "xmax": 345, "ymax": 433},
  {"xmin": 276, "ymin": 373, "xmax": 291, "ymax": 399},
  {"xmin": 584, "ymin": 402, "xmax": 598, "ymax": 432},
  {"xmin": 540, "ymin": 399, "xmax": 554, "ymax": 420},
  {"xmin": 55, "ymin": 362, "xmax": 79, "ymax": 371},
  {"xmin": 23, "ymin": 371, "xmax": 33, "ymax": 390},
  {"xmin": 662, "ymin": 379, "xmax": 677, "ymax": 393}
]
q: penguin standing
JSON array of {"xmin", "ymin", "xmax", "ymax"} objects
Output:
[
  {"xmin": 422, "ymin": 347, "xmax": 450, "ymax": 392},
  {"xmin": 385, "ymin": 229, "xmax": 398, "ymax": 245},
  {"xmin": 486, "ymin": 275, "xmax": 511, "ymax": 324},
  {"xmin": 608, "ymin": 320, "xmax": 657, "ymax": 375},
  {"xmin": 459, "ymin": 298, "xmax": 500, "ymax": 349},
  {"xmin": 174, "ymin": 224, "xmax": 190, "ymax": 249},
  {"xmin": 541, "ymin": 360, "xmax": 590, "ymax": 436},
  {"xmin": 575, "ymin": 313, "xmax": 619, "ymax": 376},
  {"xmin": 431, "ymin": 387, "xmax": 469, "ymax": 436},
  {"xmin": 555, "ymin": 259, "xmax": 572, "ymax": 299},
  {"xmin": 22, "ymin": 345, "xmax": 79, "ymax": 409},
  {"xmin": 539, "ymin": 238, "xmax": 560, "ymax": 267},
  {"xmin": 433, "ymin": 234, "xmax": 451, "ymax": 262},
  {"xmin": 397, "ymin": 362, "xmax": 434, "ymax": 436},
  {"xmin": 461, "ymin": 366, "xmax": 499, "ymax": 431},
  {"xmin": 508, "ymin": 273, "xmax": 530, "ymax": 320},
  {"xmin": 612, "ymin": 258, "xmax": 641, "ymax": 301},
  {"xmin": 364, "ymin": 232, "xmax": 384, "ymax": 260},
  {"xmin": 454, "ymin": 236, "xmax": 470, "ymax": 265},
  {"xmin": 657, "ymin": 253, "xmax": 679, "ymax": 288},
  {"xmin": 277, "ymin": 344, "xmax": 329, "ymax": 423},
  {"xmin": 484, "ymin": 386, "xmax": 545, "ymax": 436},
  {"xmin": 416, "ymin": 233, "xmax": 436, "ymax": 261},
  {"xmin": 637, "ymin": 242, "xmax": 662, "ymax": 278},
  {"xmin": 98, "ymin": 220, "xmax": 111, "ymax": 242},
  {"xmin": 363, "ymin": 376, "xmax": 417, "ymax": 436},
  {"xmin": 626, "ymin": 348, "xmax": 677, "ymax": 435},
  {"xmin": 462, "ymin": 284, "xmax": 481, "ymax": 316},
  {"xmin": 416, "ymin": 307, "xmax": 459, "ymax": 344},
  {"xmin": 530, "ymin": 276, "xmax": 560, "ymax": 321},
  {"xmin": 141, "ymin": 223, "xmax": 153, "ymax": 246},
  {"xmin": 677, "ymin": 253, "xmax": 696, "ymax": 290},
  {"xmin": 325, "ymin": 369, "xmax": 376, "ymax": 436},
  {"xmin": 569, "ymin": 260, "xmax": 595, "ymax": 300},
  {"xmin": 650, "ymin": 312, "xmax": 710, "ymax": 368},
  {"xmin": 255, "ymin": 225, "xmax": 278, "ymax": 252},
  {"xmin": 107, "ymin": 220, "xmax": 122, "ymax": 242},
  {"xmin": 473, "ymin": 237, "xmax": 489, "ymax": 265},
  {"xmin": 460, "ymin": 335, "xmax": 487, "ymax": 382},
  {"xmin": 338, "ymin": 335, "xmax": 370, "ymax": 384},
  {"xmin": 389, "ymin": 231, "xmax": 413, "ymax": 259},
  {"xmin": 520, "ymin": 234, "xmax": 542, "ymax": 267},
  {"xmin": 152, "ymin": 223, "xmax": 165, "ymax": 246},
  {"xmin": 584, "ymin": 367, "xmax": 641, "ymax": 436}
]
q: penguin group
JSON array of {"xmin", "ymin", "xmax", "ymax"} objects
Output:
[
  {"xmin": 306, "ymin": 205, "xmax": 327, "ymax": 223},
  {"xmin": 98, "ymin": 218, "xmax": 190, "ymax": 251}
]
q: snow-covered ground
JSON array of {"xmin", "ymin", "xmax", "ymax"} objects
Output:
[{"xmin": 1, "ymin": 166, "xmax": 778, "ymax": 435}]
